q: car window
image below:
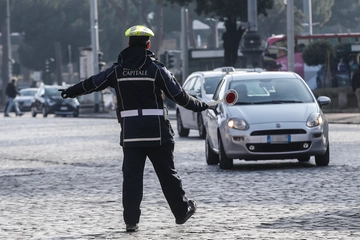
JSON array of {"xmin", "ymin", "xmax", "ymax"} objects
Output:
[
  {"xmin": 45, "ymin": 87, "xmax": 60, "ymax": 97},
  {"xmin": 229, "ymin": 78, "xmax": 314, "ymax": 104},
  {"xmin": 20, "ymin": 89, "xmax": 37, "ymax": 96},
  {"xmin": 204, "ymin": 76, "xmax": 223, "ymax": 94},
  {"xmin": 212, "ymin": 78, "xmax": 227, "ymax": 101},
  {"xmin": 183, "ymin": 76, "xmax": 197, "ymax": 91},
  {"xmin": 193, "ymin": 77, "xmax": 202, "ymax": 93}
]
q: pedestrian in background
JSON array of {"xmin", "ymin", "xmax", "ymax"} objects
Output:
[
  {"xmin": 59, "ymin": 25, "xmax": 208, "ymax": 232},
  {"xmin": 4, "ymin": 78, "xmax": 23, "ymax": 117},
  {"xmin": 352, "ymin": 64, "xmax": 360, "ymax": 112}
]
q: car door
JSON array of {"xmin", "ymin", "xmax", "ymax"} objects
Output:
[
  {"xmin": 206, "ymin": 78, "xmax": 227, "ymax": 150},
  {"xmin": 186, "ymin": 76, "xmax": 203, "ymax": 129},
  {"xmin": 179, "ymin": 76, "xmax": 198, "ymax": 128}
]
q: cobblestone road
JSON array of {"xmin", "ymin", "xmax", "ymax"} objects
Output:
[{"xmin": 1, "ymin": 115, "xmax": 360, "ymax": 239}]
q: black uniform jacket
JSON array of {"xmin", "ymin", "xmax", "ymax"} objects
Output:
[{"xmin": 65, "ymin": 45, "xmax": 206, "ymax": 147}]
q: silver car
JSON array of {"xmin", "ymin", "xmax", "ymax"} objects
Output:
[
  {"xmin": 176, "ymin": 67, "xmax": 236, "ymax": 138},
  {"xmin": 205, "ymin": 71, "xmax": 331, "ymax": 169},
  {"xmin": 176, "ymin": 67, "xmax": 262, "ymax": 138}
]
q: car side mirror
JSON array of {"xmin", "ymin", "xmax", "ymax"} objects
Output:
[{"xmin": 317, "ymin": 96, "xmax": 331, "ymax": 108}]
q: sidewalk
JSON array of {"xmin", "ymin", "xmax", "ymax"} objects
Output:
[
  {"xmin": 2, "ymin": 104, "xmax": 359, "ymax": 124},
  {"xmin": 78, "ymin": 109, "xmax": 360, "ymax": 124}
]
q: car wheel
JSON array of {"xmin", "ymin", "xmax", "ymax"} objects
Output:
[
  {"xmin": 197, "ymin": 114, "xmax": 206, "ymax": 139},
  {"xmin": 315, "ymin": 143, "xmax": 330, "ymax": 166},
  {"xmin": 218, "ymin": 135, "xmax": 233, "ymax": 169},
  {"xmin": 176, "ymin": 112, "xmax": 189, "ymax": 137},
  {"xmin": 206, "ymin": 135, "xmax": 219, "ymax": 165},
  {"xmin": 297, "ymin": 156, "xmax": 310, "ymax": 162},
  {"xmin": 42, "ymin": 107, "xmax": 48, "ymax": 118},
  {"xmin": 31, "ymin": 106, "xmax": 37, "ymax": 117}
]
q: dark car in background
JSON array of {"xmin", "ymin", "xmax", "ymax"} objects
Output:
[{"xmin": 31, "ymin": 85, "xmax": 80, "ymax": 117}]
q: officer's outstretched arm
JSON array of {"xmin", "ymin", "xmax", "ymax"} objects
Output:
[
  {"xmin": 157, "ymin": 68, "xmax": 208, "ymax": 112},
  {"xmin": 59, "ymin": 65, "xmax": 116, "ymax": 99}
]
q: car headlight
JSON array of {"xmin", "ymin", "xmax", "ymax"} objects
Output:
[
  {"xmin": 227, "ymin": 118, "xmax": 249, "ymax": 130},
  {"xmin": 306, "ymin": 113, "xmax": 324, "ymax": 127}
]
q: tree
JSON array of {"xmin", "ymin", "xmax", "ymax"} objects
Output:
[
  {"xmin": 164, "ymin": 0, "xmax": 274, "ymax": 67},
  {"xmin": 324, "ymin": 0, "xmax": 360, "ymax": 32},
  {"xmin": 302, "ymin": 40, "xmax": 335, "ymax": 88},
  {"xmin": 258, "ymin": 0, "xmax": 304, "ymax": 39}
]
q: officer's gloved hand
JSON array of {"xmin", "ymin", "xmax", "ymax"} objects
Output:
[
  {"xmin": 58, "ymin": 89, "xmax": 70, "ymax": 99},
  {"xmin": 198, "ymin": 102, "xmax": 208, "ymax": 112}
]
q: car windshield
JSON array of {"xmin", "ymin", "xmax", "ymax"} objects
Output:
[
  {"xmin": 204, "ymin": 76, "xmax": 223, "ymax": 94},
  {"xmin": 229, "ymin": 78, "xmax": 314, "ymax": 104},
  {"xmin": 20, "ymin": 89, "xmax": 37, "ymax": 96},
  {"xmin": 45, "ymin": 87, "xmax": 61, "ymax": 97}
]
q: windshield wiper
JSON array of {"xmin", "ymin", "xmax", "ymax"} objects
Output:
[{"xmin": 253, "ymin": 100, "xmax": 303, "ymax": 104}]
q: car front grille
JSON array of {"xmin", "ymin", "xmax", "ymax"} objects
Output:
[
  {"xmin": 250, "ymin": 129, "xmax": 307, "ymax": 136},
  {"xmin": 246, "ymin": 141, "xmax": 312, "ymax": 152}
]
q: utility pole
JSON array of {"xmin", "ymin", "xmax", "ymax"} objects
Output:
[
  {"xmin": 181, "ymin": 7, "xmax": 189, "ymax": 83},
  {"xmin": 286, "ymin": 0, "xmax": 295, "ymax": 71},
  {"xmin": 241, "ymin": 0, "xmax": 263, "ymax": 68},
  {"xmin": 303, "ymin": 0, "xmax": 313, "ymax": 35},
  {"xmin": 90, "ymin": 0, "xmax": 100, "ymax": 112},
  {"xmin": 6, "ymin": 0, "xmax": 12, "ymax": 81}
]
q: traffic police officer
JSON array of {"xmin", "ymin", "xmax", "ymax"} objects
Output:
[{"xmin": 59, "ymin": 25, "xmax": 208, "ymax": 232}]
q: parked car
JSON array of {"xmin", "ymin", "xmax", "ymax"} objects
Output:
[
  {"xmin": 176, "ymin": 67, "xmax": 263, "ymax": 138},
  {"xmin": 31, "ymin": 85, "xmax": 80, "ymax": 117},
  {"xmin": 14, "ymin": 88, "xmax": 38, "ymax": 112},
  {"xmin": 205, "ymin": 71, "xmax": 331, "ymax": 169}
]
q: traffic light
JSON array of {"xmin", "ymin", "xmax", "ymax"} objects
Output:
[{"xmin": 167, "ymin": 52, "xmax": 175, "ymax": 69}]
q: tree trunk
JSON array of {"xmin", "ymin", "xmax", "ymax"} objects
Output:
[
  {"xmin": 1, "ymin": 20, "xmax": 10, "ymax": 105},
  {"xmin": 54, "ymin": 41, "xmax": 63, "ymax": 85},
  {"xmin": 222, "ymin": 19, "xmax": 245, "ymax": 67},
  {"xmin": 324, "ymin": 50, "xmax": 332, "ymax": 88}
]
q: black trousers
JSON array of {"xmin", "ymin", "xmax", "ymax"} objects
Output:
[{"xmin": 122, "ymin": 140, "xmax": 189, "ymax": 224}]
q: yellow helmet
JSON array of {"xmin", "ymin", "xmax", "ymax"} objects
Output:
[{"xmin": 125, "ymin": 25, "xmax": 155, "ymax": 37}]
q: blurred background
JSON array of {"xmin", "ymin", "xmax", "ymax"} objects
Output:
[{"xmin": 1, "ymin": 0, "xmax": 360, "ymax": 109}]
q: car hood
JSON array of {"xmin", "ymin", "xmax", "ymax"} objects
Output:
[{"xmin": 227, "ymin": 103, "xmax": 320, "ymax": 124}]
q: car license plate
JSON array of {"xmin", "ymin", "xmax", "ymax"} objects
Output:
[
  {"xmin": 267, "ymin": 135, "xmax": 290, "ymax": 143},
  {"xmin": 60, "ymin": 106, "xmax": 68, "ymax": 110}
]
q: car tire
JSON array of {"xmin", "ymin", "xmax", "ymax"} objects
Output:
[
  {"xmin": 206, "ymin": 135, "xmax": 219, "ymax": 165},
  {"xmin": 219, "ymin": 136, "xmax": 233, "ymax": 169},
  {"xmin": 198, "ymin": 114, "xmax": 206, "ymax": 139},
  {"xmin": 176, "ymin": 112, "xmax": 189, "ymax": 137},
  {"xmin": 42, "ymin": 107, "xmax": 48, "ymax": 118},
  {"xmin": 315, "ymin": 143, "xmax": 330, "ymax": 166},
  {"xmin": 31, "ymin": 106, "xmax": 37, "ymax": 117},
  {"xmin": 297, "ymin": 156, "xmax": 310, "ymax": 162}
]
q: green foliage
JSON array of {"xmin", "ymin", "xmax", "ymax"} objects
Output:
[
  {"xmin": 310, "ymin": 0, "xmax": 334, "ymax": 27},
  {"xmin": 325, "ymin": 0, "xmax": 360, "ymax": 30},
  {"xmin": 11, "ymin": 0, "xmax": 90, "ymax": 70},
  {"xmin": 302, "ymin": 40, "xmax": 335, "ymax": 66},
  {"xmin": 258, "ymin": 0, "xmax": 304, "ymax": 38}
]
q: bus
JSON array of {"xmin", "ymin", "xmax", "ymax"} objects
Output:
[{"xmin": 263, "ymin": 33, "xmax": 360, "ymax": 89}]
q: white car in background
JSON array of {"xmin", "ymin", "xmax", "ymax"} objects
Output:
[
  {"xmin": 176, "ymin": 67, "xmax": 263, "ymax": 138},
  {"xmin": 14, "ymin": 88, "xmax": 38, "ymax": 112}
]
